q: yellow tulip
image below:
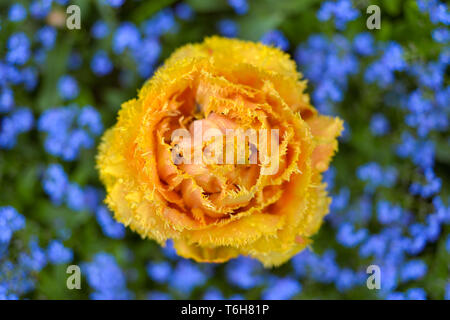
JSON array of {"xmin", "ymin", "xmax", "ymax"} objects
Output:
[{"xmin": 97, "ymin": 37, "xmax": 343, "ymax": 267}]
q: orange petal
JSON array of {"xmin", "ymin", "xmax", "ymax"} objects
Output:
[{"xmin": 308, "ymin": 115, "xmax": 344, "ymax": 172}]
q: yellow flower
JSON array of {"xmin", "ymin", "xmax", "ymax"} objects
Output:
[{"xmin": 97, "ymin": 37, "xmax": 343, "ymax": 267}]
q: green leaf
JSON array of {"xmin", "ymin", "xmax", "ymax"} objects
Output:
[
  {"xmin": 130, "ymin": 0, "xmax": 178, "ymax": 23},
  {"xmin": 186, "ymin": 0, "xmax": 229, "ymax": 12},
  {"xmin": 37, "ymin": 37, "xmax": 74, "ymax": 111}
]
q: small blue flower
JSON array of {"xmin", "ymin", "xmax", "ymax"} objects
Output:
[
  {"xmin": 359, "ymin": 235, "xmax": 386, "ymax": 258},
  {"xmin": 19, "ymin": 240, "xmax": 48, "ymax": 272},
  {"xmin": 409, "ymin": 63, "xmax": 444, "ymax": 89},
  {"xmin": 41, "ymin": 164, "xmax": 87, "ymax": 211},
  {"xmin": 396, "ymin": 132, "xmax": 416, "ymax": 158},
  {"xmin": 36, "ymin": 26, "xmax": 57, "ymax": 50},
  {"xmin": 317, "ymin": 0, "xmax": 360, "ymax": 30},
  {"xmin": 261, "ymin": 277, "xmax": 301, "ymax": 300},
  {"xmin": 406, "ymin": 224, "xmax": 428, "ymax": 255},
  {"xmin": 323, "ymin": 166, "xmax": 335, "ymax": 191},
  {"xmin": 0, "ymin": 286, "xmax": 19, "ymax": 300},
  {"xmin": 12, "ymin": 107, "xmax": 34, "ymax": 132},
  {"xmin": 433, "ymin": 197, "xmax": 450, "ymax": 223},
  {"xmin": 91, "ymin": 21, "xmax": 110, "ymax": 39},
  {"xmin": 295, "ymin": 34, "xmax": 357, "ymax": 113},
  {"xmin": 406, "ymin": 288, "xmax": 427, "ymax": 300},
  {"xmin": 438, "ymin": 47, "xmax": 450, "ymax": 65},
  {"xmin": 0, "ymin": 117, "xmax": 17, "ymax": 149},
  {"xmin": 0, "ymin": 107, "xmax": 34, "ymax": 149},
  {"xmin": 203, "ymin": 287, "xmax": 224, "ymax": 300},
  {"xmin": 353, "ymin": 32, "xmax": 375, "ymax": 56},
  {"xmin": 83, "ymin": 187, "xmax": 102, "ymax": 213},
  {"xmin": 161, "ymin": 240, "xmax": 178, "ymax": 260},
  {"xmin": 66, "ymin": 183, "xmax": 86, "ymax": 211},
  {"xmin": 132, "ymin": 37, "xmax": 161, "ymax": 78},
  {"xmin": 413, "ymin": 140, "xmax": 435, "ymax": 170},
  {"xmin": 91, "ymin": 290, "xmax": 133, "ymax": 300},
  {"xmin": 106, "ymin": 0, "xmax": 125, "ymax": 8},
  {"xmin": 307, "ymin": 250, "xmax": 340, "ymax": 283},
  {"xmin": 226, "ymin": 257, "xmax": 264, "ymax": 289},
  {"xmin": 370, "ymin": 113, "xmax": 390, "ymax": 136},
  {"xmin": 47, "ymin": 240, "xmax": 74, "ymax": 264},
  {"xmin": 443, "ymin": 282, "xmax": 450, "ymax": 300},
  {"xmin": 365, "ymin": 42, "xmax": 406, "ymax": 87},
  {"xmin": 425, "ymin": 213, "xmax": 441, "ymax": 242},
  {"xmin": 330, "ymin": 187, "xmax": 350, "ymax": 212},
  {"xmin": 58, "ymin": 75, "xmax": 79, "ymax": 100},
  {"xmin": 143, "ymin": 9, "xmax": 177, "ymax": 37},
  {"xmin": 6, "ymin": 33, "xmax": 31, "ymax": 66},
  {"xmin": 260, "ymin": 30, "xmax": 290, "ymax": 51},
  {"xmin": 217, "ymin": 19, "xmax": 239, "ymax": 38},
  {"xmin": 78, "ymin": 105, "xmax": 103, "ymax": 135},
  {"xmin": 0, "ymin": 86, "xmax": 14, "ymax": 112},
  {"xmin": 227, "ymin": 0, "xmax": 249, "ymax": 15},
  {"xmin": 426, "ymin": 2, "xmax": 450, "ymax": 25},
  {"xmin": 384, "ymin": 42, "xmax": 407, "ymax": 71},
  {"xmin": 400, "ymin": 260, "xmax": 427, "ymax": 282},
  {"xmin": 39, "ymin": 106, "xmax": 88, "ymax": 160},
  {"xmin": 8, "ymin": 4, "xmax": 27, "ymax": 22},
  {"xmin": 30, "ymin": 0, "xmax": 52, "ymax": 19},
  {"xmin": 0, "ymin": 259, "xmax": 34, "ymax": 298},
  {"xmin": 91, "ymin": 50, "xmax": 113, "ymax": 76},
  {"xmin": 432, "ymin": 28, "xmax": 450, "ymax": 43},
  {"xmin": 169, "ymin": 260, "xmax": 207, "ymax": 295},
  {"xmin": 21, "ymin": 67, "xmax": 38, "ymax": 91},
  {"xmin": 365, "ymin": 61, "xmax": 394, "ymax": 87},
  {"xmin": 82, "ymin": 253, "xmax": 133, "ymax": 300},
  {"xmin": 2, "ymin": 64, "xmax": 23, "ymax": 86},
  {"xmin": 68, "ymin": 52, "xmax": 83, "ymax": 70},
  {"xmin": 357, "ymin": 162, "xmax": 397, "ymax": 191},
  {"xmin": 386, "ymin": 292, "xmax": 405, "ymax": 300},
  {"xmin": 410, "ymin": 169, "xmax": 442, "ymax": 198},
  {"xmin": 0, "ymin": 206, "xmax": 26, "ymax": 244},
  {"xmin": 337, "ymin": 222, "xmax": 368, "ymax": 247},
  {"xmin": 378, "ymin": 263, "xmax": 399, "ymax": 294},
  {"xmin": 336, "ymin": 268, "xmax": 360, "ymax": 292},
  {"xmin": 377, "ymin": 201, "xmax": 403, "ymax": 225},
  {"xmin": 147, "ymin": 261, "xmax": 171, "ymax": 283},
  {"xmin": 34, "ymin": 48, "xmax": 48, "ymax": 65},
  {"xmin": 113, "ymin": 22, "xmax": 140, "ymax": 54},
  {"xmin": 63, "ymin": 129, "xmax": 93, "ymax": 160},
  {"xmin": 95, "ymin": 206, "xmax": 125, "ymax": 239},
  {"xmin": 147, "ymin": 291, "xmax": 172, "ymax": 300},
  {"xmin": 42, "ymin": 164, "xmax": 69, "ymax": 205},
  {"xmin": 435, "ymin": 85, "xmax": 450, "ymax": 108},
  {"xmin": 175, "ymin": 3, "xmax": 194, "ymax": 21}
]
